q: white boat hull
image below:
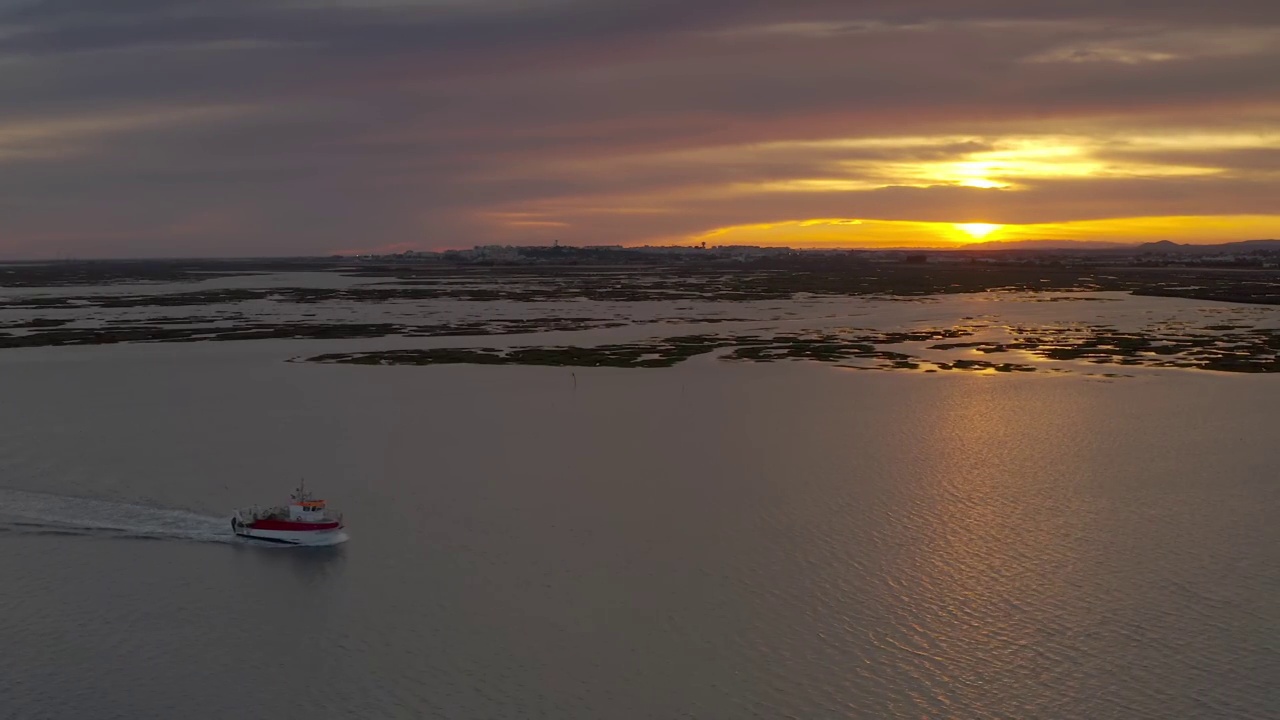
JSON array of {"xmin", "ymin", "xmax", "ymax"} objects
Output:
[{"xmin": 232, "ymin": 524, "xmax": 349, "ymax": 546}]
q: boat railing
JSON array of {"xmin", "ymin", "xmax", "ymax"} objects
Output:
[
  {"xmin": 233, "ymin": 506, "xmax": 343, "ymax": 525},
  {"xmin": 234, "ymin": 505, "xmax": 284, "ymax": 520}
]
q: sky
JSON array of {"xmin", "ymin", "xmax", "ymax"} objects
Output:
[{"xmin": 1, "ymin": 0, "xmax": 1278, "ymax": 258}]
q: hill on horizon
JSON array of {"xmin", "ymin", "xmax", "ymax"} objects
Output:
[
  {"xmin": 1134, "ymin": 239, "xmax": 1280, "ymax": 252},
  {"xmin": 964, "ymin": 238, "xmax": 1280, "ymax": 252}
]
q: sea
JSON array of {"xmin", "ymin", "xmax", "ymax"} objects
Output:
[{"xmin": 0, "ymin": 274, "xmax": 1276, "ymax": 718}]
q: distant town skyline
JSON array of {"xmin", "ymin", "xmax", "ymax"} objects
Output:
[{"xmin": 1, "ymin": 1, "xmax": 1278, "ymax": 259}]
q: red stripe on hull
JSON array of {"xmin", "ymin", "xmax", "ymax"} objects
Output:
[{"xmin": 248, "ymin": 519, "xmax": 341, "ymax": 531}]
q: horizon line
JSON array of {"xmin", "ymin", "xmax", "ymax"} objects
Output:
[{"xmin": 3, "ymin": 237, "xmax": 1280, "ymax": 264}]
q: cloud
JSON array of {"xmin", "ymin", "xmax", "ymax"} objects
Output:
[
  {"xmin": 1026, "ymin": 26, "xmax": 1280, "ymax": 65},
  {"xmin": 0, "ymin": 0, "xmax": 1278, "ymax": 256}
]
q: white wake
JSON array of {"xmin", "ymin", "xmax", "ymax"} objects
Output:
[{"xmin": 0, "ymin": 487, "xmax": 234, "ymax": 543}]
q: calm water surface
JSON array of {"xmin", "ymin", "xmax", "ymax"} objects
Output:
[{"xmin": 1, "ymin": 348, "xmax": 1276, "ymax": 718}]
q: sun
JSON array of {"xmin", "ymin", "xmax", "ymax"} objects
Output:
[{"xmin": 955, "ymin": 223, "xmax": 1002, "ymax": 240}]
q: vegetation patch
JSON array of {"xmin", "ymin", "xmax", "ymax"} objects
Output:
[
  {"xmin": 299, "ymin": 324, "xmax": 1280, "ymax": 375},
  {"xmin": 0, "ymin": 317, "xmax": 632, "ymax": 349},
  {"xmin": 926, "ymin": 325, "xmax": 1280, "ymax": 373},
  {"xmin": 304, "ymin": 337, "xmax": 736, "ymax": 369},
  {"xmin": 6, "ymin": 261, "xmax": 1280, "ymax": 309}
]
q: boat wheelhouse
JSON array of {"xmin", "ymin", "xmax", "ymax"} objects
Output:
[{"xmin": 231, "ymin": 480, "xmax": 346, "ymax": 545}]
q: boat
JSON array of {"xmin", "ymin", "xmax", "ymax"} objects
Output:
[{"xmin": 231, "ymin": 480, "xmax": 346, "ymax": 545}]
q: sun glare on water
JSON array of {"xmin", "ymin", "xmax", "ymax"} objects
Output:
[{"xmin": 955, "ymin": 223, "xmax": 1001, "ymax": 240}]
